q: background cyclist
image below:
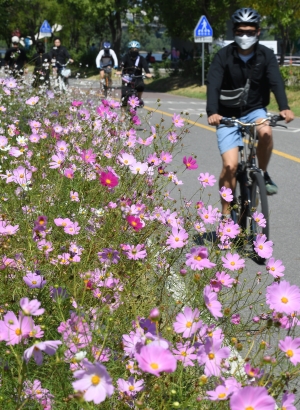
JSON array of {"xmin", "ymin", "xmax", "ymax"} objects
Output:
[
  {"xmin": 50, "ymin": 37, "xmax": 73, "ymax": 81},
  {"xmin": 117, "ymin": 40, "xmax": 152, "ymax": 107},
  {"xmin": 206, "ymin": 7, "xmax": 294, "ymax": 217},
  {"xmin": 96, "ymin": 41, "xmax": 118, "ymax": 91}
]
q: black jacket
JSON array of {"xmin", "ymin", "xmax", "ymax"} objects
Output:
[
  {"xmin": 5, "ymin": 47, "xmax": 27, "ymax": 70},
  {"xmin": 206, "ymin": 42, "xmax": 289, "ymax": 118},
  {"xmin": 49, "ymin": 46, "xmax": 70, "ymax": 65},
  {"xmin": 121, "ymin": 53, "xmax": 150, "ymax": 76}
]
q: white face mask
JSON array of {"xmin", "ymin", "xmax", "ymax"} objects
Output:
[{"xmin": 235, "ymin": 35, "xmax": 258, "ymax": 50}]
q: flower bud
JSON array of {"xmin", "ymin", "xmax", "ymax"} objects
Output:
[{"xmin": 149, "ymin": 307, "xmax": 160, "ymax": 321}]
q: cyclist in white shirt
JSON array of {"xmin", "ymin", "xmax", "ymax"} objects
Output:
[{"xmin": 95, "ymin": 41, "xmax": 118, "ymax": 86}]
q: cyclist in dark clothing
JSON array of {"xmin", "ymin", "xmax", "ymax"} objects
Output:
[
  {"xmin": 117, "ymin": 40, "xmax": 152, "ymax": 106},
  {"xmin": 32, "ymin": 41, "xmax": 51, "ymax": 88},
  {"xmin": 4, "ymin": 36, "xmax": 27, "ymax": 78},
  {"xmin": 49, "ymin": 37, "xmax": 73, "ymax": 79},
  {"xmin": 206, "ymin": 8, "xmax": 294, "ymax": 216}
]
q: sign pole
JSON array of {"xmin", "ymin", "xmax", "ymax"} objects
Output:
[
  {"xmin": 45, "ymin": 37, "xmax": 47, "ymax": 53},
  {"xmin": 202, "ymin": 42, "xmax": 204, "ymax": 86}
]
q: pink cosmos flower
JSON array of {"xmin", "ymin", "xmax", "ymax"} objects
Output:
[
  {"xmin": 24, "ymin": 340, "xmax": 62, "ymax": 365},
  {"xmin": 72, "ymin": 359, "xmax": 114, "ymax": 404},
  {"xmin": 253, "ymin": 234, "xmax": 273, "ymax": 259},
  {"xmin": 266, "ymin": 257, "xmax": 285, "ymax": 278},
  {"xmin": 199, "ymin": 205, "xmax": 221, "ymax": 225},
  {"xmin": 58, "ymin": 253, "xmax": 71, "ymax": 265},
  {"xmin": 219, "ymin": 186, "xmax": 233, "ymax": 202},
  {"xmin": 183, "ymin": 156, "xmax": 198, "ymax": 170},
  {"xmin": 194, "ymin": 221, "xmax": 206, "ymax": 233},
  {"xmin": 137, "ymin": 135, "xmax": 154, "ymax": 146},
  {"xmin": 129, "ymin": 161, "xmax": 148, "ymax": 175},
  {"xmin": 166, "ymin": 227, "xmax": 189, "ymax": 248},
  {"xmin": 126, "ymin": 215, "xmax": 143, "ymax": 232},
  {"xmin": 167, "ymin": 131, "xmax": 178, "ymax": 143},
  {"xmin": 244, "ymin": 363, "xmax": 264, "ymax": 379},
  {"xmin": 99, "ymin": 171, "xmax": 119, "ymax": 188},
  {"xmin": 230, "ymin": 314, "xmax": 240, "ymax": 324},
  {"xmin": 203, "ymin": 285, "xmax": 223, "ymax": 318},
  {"xmin": 64, "ymin": 222, "xmax": 81, "ymax": 235},
  {"xmin": 215, "ymin": 271, "xmax": 235, "ymax": 288},
  {"xmin": 64, "ymin": 168, "xmax": 74, "ymax": 179},
  {"xmin": 281, "ymin": 392, "xmax": 296, "ymax": 410},
  {"xmin": 252, "ymin": 211, "xmax": 267, "ymax": 228},
  {"xmin": 206, "ymin": 384, "xmax": 234, "ymax": 401},
  {"xmin": 266, "ymin": 281, "xmax": 300, "ymax": 315},
  {"xmin": 123, "ymin": 244, "xmax": 147, "ymax": 260},
  {"xmin": 72, "ymin": 100, "xmax": 83, "ymax": 107},
  {"xmin": 135, "ymin": 344, "xmax": 177, "ymax": 377},
  {"xmin": 278, "ymin": 336, "xmax": 300, "ymax": 365},
  {"xmin": 128, "ymin": 96, "xmax": 140, "ymax": 108},
  {"xmin": 172, "ymin": 113, "xmax": 184, "ymax": 128},
  {"xmin": 117, "ymin": 377, "xmax": 144, "ymax": 396},
  {"xmin": 70, "ymin": 191, "xmax": 80, "ymax": 202},
  {"xmin": 81, "ymin": 149, "xmax": 97, "ymax": 164},
  {"xmin": 0, "ymin": 311, "xmax": 34, "ymax": 345},
  {"xmin": 197, "ymin": 338, "xmax": 230, "ymax": 376},
  {"xmin": 198, "ymin": 172, "xmax": 216, "ymax": 187},
  {"xmin": 23, "ymin": 272, "xmax": 47, "ymax": 288},
  {"xmin": 172, "ymin": 342, "xmax": 197, "ymax": 367},
  {"xmin": 173, "ymin": 307, "xmax": 201, "ymax": 338},
  {"xmin": 54, "ymin": 217, "xmax": 71, "ymax": 227},
  {"xmin": 222, "ymin": 253, "xmax": 245, "ymax": 271},
  {"xmin": 185, "ymin": 246, "xmax": 216, "ymax": 270},
  {"xmin": 230, "ymin": 386, "xmax": 276, "ymax": 410},
  {"xmin": 49, "ymin": 153, "xmax": 65, "ymax": 169},
  {"xmin": 20, "ymin": 298, "xmax": 44, "ymax": 316},
  {"xmin": 118, "ymin": 152, "xmax": 136, "ymax": 166},
  {"xmin": 26, "ymin": 96, "xmax": 39, "ymax": 105},
  {"xmin": 160, "ymin": 151, "xmax": 172, "ymax": 164}
]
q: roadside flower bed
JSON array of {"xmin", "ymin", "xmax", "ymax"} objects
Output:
[{"xmin": 0, "ymin": 76, "xmax": 299, "ymax": 409}]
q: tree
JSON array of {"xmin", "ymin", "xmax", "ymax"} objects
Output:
[{"xmin": 250, "ymin": 0, "xmax": 300, "ymax": 64}]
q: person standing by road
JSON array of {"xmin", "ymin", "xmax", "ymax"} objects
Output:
[
  {"xmin": 206, "ymin": 7, "xmax": 294, "ymax": 217},
  {"xmin": 4, "ymin": 36, "xmax": 27, "ymax": 78}
]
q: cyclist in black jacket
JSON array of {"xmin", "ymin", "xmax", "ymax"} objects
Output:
[
  {"xmin": 4, "ymin": 36, "xmax": 27, "ymax": 78},
  {"xmin": 117, "ymin": 40, "xmax": 152, "ymax": 106},
  {"xmin": 206, "ymin": 8, "xmax": 294, "ymax": 216},
  {"xmin": 50, "ymin": 37, "xmax": 73, "ymax": 78}
]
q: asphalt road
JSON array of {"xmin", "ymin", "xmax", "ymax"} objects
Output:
[{"xmin": 70, "ymin": 78, "xmax": 300, "ymax": 287}]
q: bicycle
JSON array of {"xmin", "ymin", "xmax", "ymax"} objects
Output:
[
  {"xmin": 100, "ymin": 65, "xmax": 113, "ymax": 98},
  {"xmin": 54, "ymin": 61, "xmax": 71, "ymax": 92},
  {"xmin": 120, "ymin": 74, "xmax": 145, "ymax": 110},
  {"xmin": 220, "ymin": 114, "xmax": 286, "ymax": 263}
]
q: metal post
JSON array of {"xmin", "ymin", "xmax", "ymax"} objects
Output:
[
  {"xmin": 45, "ymin": 37, "xmax": 47, "ymax": 53},
  {"xmin": 202, "ymin": 42, "xmax": 204, "ymax": 86}
]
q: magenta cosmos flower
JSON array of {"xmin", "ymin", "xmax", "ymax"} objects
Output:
[
  {"xmin": 24, "ymin": 340, "xmax": 62, "ymax": 365},
  {"xmin": 126, "ymin": 215, "xmax": 143, "ymax": 232},
  {"xmin": 253, "ymin": 234, "xmax": 273, "ymax": 259},
  {"xmin": 222, "ymin": 253, "xmax": 245, "ymax": 271},
  {"xmin": 173, "ymin": 306, "xmax": 201, "ymax": 338},
  {"xmin": 135, "ymin": 344, "xmax": 177, "ymax": 377},
  {"xmin": 185, "ymin": 246, "xmax": 216, "ymax": 270},
  {"xmin": 219, "ymin": 186, "xmax": 233, "ymax": 202},
  {"xmin": 183, "ymin": 156, "xmax": 198, "ymax": 170},
  {"xmin": 266, "ymin": 257, "xmax": 285, "ymax": 278},
  {"xmin": 266, "ymin": 281, "xmax": 300, "ymax": 315},
  {"xmin": 72, "ymin": 359, "xmax": 114, "ymax": 404},
  {"xmin": 278, "ymin": 336, "xmax": 300, "ymax": 365},
  {"xmin": 203, "ymin": 285, "xmax": 223, "ymax": 318},
  {"xmin": 0, "ymin": 311, "xmax": 34, "ymax": 345},
  {"xmin": 99, "ymin": 171, "xmax": 119, "ymax": 188},
  {"xmin": 229, "ymin": 386, "xmax": 276, "ymax": 410},
  {"xmin": 172, "ymin": 113, "xmax": 184, "ymax": 128},
  {"xmin": 198, "ymin": 172, "xmax": 216, "ymax": 187}
]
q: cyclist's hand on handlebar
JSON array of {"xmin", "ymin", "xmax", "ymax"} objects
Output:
[
  {"xmin": 145, "ymin": 73, "xmax": 152, "ymax": 78},
  {"xmin": 116, "ymin": 71, "xmax": 122, "ymax": 75},
  {"xmin": 280, "ymin": 109, "xmax": 294, "ymax": 123},
  {"xmin": 69, "ymin": 59, "xmax": 74, "ymax": 64},
  {"xmin": 208, "ymin": 114, "xmax": 223, "ymax": 126}
]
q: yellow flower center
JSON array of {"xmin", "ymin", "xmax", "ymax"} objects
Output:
[
  {"xmin": 218, "ymin": 393, "xmax": 226, "ymax": 399},
  {"xmin": 208, "ymin": 353, "xmax": 215, "ymax": 360},
  {"xmin": 15, "ymin": 329, "xmax": 22, "ymax": 336},
  {"xmin": 32, "ymin": 281, "xmax": 37, "ymax": 284},
  {"xmin": 91, "ymin": 375, "xmax": 101, "ymax": 385},
  {"xmin": 132, "ymin": 221, "xmax": 137, "ymax": 226},
  {"xmin": 246, "ymin": 407, "xmax": 254, "ymax": 410},
  {"xmin": 19, "ymin": 174, "xmax": 24, "ymax": 178},
  {"xmin": 230, "ymin": 261, "xmax": 235, "ymax": 266},
  {"xmin": 259, "ymin": 245, "xmax": 263, "ymax": 250},
  {"xmin": 187, "ymin": 162, "xmax": 191, "ymax": 167},
  {"xmin": 150, "ymin": 363, "xmax": 159, "ymax": 369},
  {"xmin": 175, "ymin": 237, "xmax": 179, "ymax": 242},
  {"xmin": 286, "ymin": 349, "xmax": 294, "ymax": 357},
  {"xmin": 186, "ymin": 321, "xmax": 192, "ymax": 328},
  {"xmin": 105, "ymin": 178, "xmax": 111, "ymax": 184},
  {"xmin": 281, "ymin": 297, "xmax": 288, "ymax": 304},
  {"xmin": 181, "ymin": 352, "xmax": 187, "ymax": 357},
  {"xmin": 204, "ymin": 214, "xmax": 208, "ymax": 219},
  {"xmin": 194, "ymin": 256, "xmax": 202, "ymax": 261},
  {"xmin": 129, "ymin": 385, "xmax": 135, "ymax": 391},
  {"xmin": 271, "ymin": 267, "xmax": 275, "ymax": 271}
]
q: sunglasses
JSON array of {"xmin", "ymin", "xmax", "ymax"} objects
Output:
[{"xmin": 235, "ymin": 29, "xmax": 257, "ymax": 37}]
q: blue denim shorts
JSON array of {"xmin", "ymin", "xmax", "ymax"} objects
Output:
[{"xmin": 216, "ymin": 108, "xmax": 268, "ymax": 155}]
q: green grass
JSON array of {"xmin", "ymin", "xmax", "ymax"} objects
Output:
[{"xmin": 145, "ymin": 75, "xmax": 300, "ymax": 116}]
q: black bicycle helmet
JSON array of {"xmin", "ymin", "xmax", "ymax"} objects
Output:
[{"xmin": 231, "ymin": 8, "xmax": 260, "ymax": 27}]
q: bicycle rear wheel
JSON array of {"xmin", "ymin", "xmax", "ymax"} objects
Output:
[{"xmin": 250, "ymin": 171, "xmax": 269, "ymax": 263}]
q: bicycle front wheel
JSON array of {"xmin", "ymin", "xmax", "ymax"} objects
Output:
[{"xmin": 250, "ymin": 171, "xmax": 269, "ymax": 262}]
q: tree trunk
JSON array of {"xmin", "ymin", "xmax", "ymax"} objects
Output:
[
  {"xmin": 108, "ymin": 10, "xmax": 122, "ymax": 61},
  {"xmin": 279, "ymin": 25, "xmax": 287, "ymax": 66}
]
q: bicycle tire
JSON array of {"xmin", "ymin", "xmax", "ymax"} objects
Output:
[
  {"xmin": 231, "ymin": 167, "xmax": 248, "ymax": 230},
  {"xmin": 250, "ymin": 171, "xmax": 269, "ymax": 263}
]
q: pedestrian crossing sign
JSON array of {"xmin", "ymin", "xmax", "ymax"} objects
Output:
[{"xmin": 194, "ymin": 16, "xmax": 213, "ymax": 37}]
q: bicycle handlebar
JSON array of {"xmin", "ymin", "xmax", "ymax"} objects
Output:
[{"xmin": 220, "ymin": 114, "xmax": 286, "ymax": 128}]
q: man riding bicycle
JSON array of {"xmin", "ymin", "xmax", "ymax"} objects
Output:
[
  {"xmin": 206, "ymin": 7, "xmax": 294, "ymax": 217},
  {"xmin": 117, "ymin": 40, "xmax": 152, "ymax": 107},
  {"xmin": 50, "ymin": 37, "xmax": 73, "ymax": 83},
  {"xmin": 95, "ymin": 41, "xmax": 118, "ymax": 92}
]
